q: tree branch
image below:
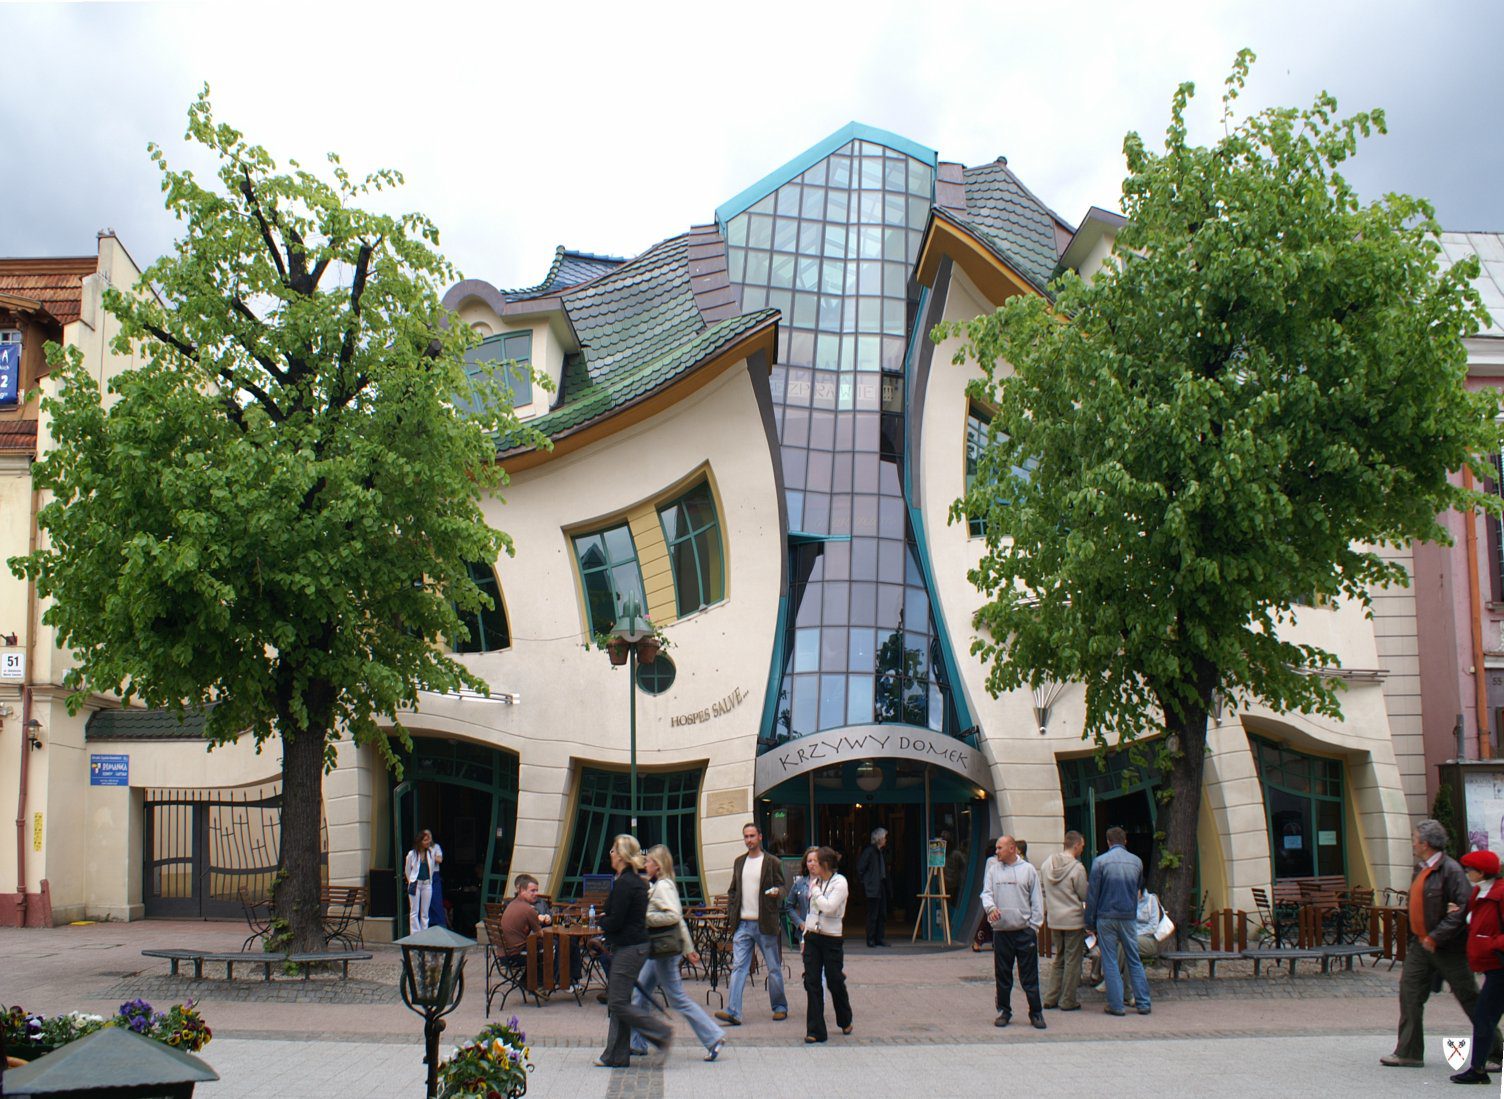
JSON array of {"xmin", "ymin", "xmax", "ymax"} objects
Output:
[
  {"xmin": 240, "ymin": 167, "xmax": 288, "ymax": 284},
  {"xmin": 230, "ymin": 297, "xmax": 291, "ymax": 384},
  {"xmin": 219, "ymin": 367, "xmax": 286, "ymax": 423},
  {"xmin": 143, "ymin": 323, "xmax": 199, "ymax": 363}
]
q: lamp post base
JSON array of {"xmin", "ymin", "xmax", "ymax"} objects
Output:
[{"xmin": 423, "ymin": 1016, "xmax": 447, "ymax": 1099}]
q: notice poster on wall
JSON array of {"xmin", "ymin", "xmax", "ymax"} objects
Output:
[{"xmin": 1463, "ymin": 771, "xmax": 1504, "ymax": 852}]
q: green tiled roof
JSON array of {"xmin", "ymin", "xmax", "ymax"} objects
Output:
[
  {"xmin": 498, "ymin": 231, "xmax": 776, "ymax": 454},
  {"xmin": 504, "ymin": 309, "xmax": 777, "ymax": 447},
  {"xmin": 956, "ymin": 160, "xmax": 1065, "ymax": 292},
  {"xmin": 87, "ymin": 705, "xmax": 212, "ymax": 741}
]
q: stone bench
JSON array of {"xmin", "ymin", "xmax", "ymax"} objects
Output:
[
  {"xmin": 1241, "ymin": 947, "xmax": 1326, "ymax": 976},
  {"xmin": 143, "ymin": 948, "xmax": 372, "ymax": 981}
]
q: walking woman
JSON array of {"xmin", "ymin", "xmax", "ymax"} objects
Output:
[
  {"xmin": 595, "ymin": 835, "xmax": 672, "ymax": 1068},
  {"xmin": 1453, "ymin": 850, "xmax": 1504, "ymax": 1085},
  {"xmin": 784, "ymin": 845, "xmax": 819, "ymax": 947},
  {"xmin": 801, "ymin": 845, "xmax": 853, "ymax": 1043},
  {"xmin": 404, "ymin": 830, "xmax": 443, "ymax": 935},
  {"xmin": 629, "ymin": 845, "xmax": 727, "ymax": 1062}
]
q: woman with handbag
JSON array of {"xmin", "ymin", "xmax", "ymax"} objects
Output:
[
  {"xmin": 802, "ymin": 845, "xmax": 853, "ymax": 1044},
  {"xmin": 629, "ymin": 845, "xmax": 727, "ymax": 1062},
  {"xmin": 594, "ymin": 834, "xmax": 672, "ymax": 1068},
  {"xmin": 403, "ymin": 830, "xmax": 443, "ymax": 935},
  {"xmin": 1118, "ymin": 888, "xmax": 1170, "ymax": 1007}
]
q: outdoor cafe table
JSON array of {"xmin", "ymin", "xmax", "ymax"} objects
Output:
[
  {"xmin": 685, "ymin": 909, "xmax": 731, "ymax": 993},
  {"xmin": 532, "ymin": 926, "xmax": 596, "ymax": 998}
]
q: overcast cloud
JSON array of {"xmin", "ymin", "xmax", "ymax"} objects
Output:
[{"xmin": 2, "ymin": 0, "xmax": 1501, "ymax": 289}]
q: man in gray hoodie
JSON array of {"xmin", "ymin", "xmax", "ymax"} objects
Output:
[
  {"xmin": 1040, "ymin": 830, "xmax": 1088, "ymax": 1011},
  {"xmin": 981, "ymin": 835, "xmax": 1045, "ymax": 1029}
]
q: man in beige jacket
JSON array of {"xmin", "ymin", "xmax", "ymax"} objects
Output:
[{"xmin": 1040, "ymin": 830, "xmax": 1089, "ymax": 1011}]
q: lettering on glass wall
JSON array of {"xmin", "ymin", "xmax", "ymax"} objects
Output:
[{"xmin": 670, "ymin": 686, "xmax": 748, "ymax": 728}]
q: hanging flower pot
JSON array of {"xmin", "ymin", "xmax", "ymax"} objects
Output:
[
  {"xmin": 607, "ymin": 638, "xmax": 629, "ymax": 666},
  {"xmin": 637, "ymin": 638, "xmax": 661, "ymax": 665}
]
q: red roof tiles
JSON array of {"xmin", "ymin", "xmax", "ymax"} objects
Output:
[
  {"xmin": 0, "ymin": 258, "xmax": 96, "ymax": 326},
  {"xmin": 0, "ymin": 419, "xmax": 38, "ymax": 453}
]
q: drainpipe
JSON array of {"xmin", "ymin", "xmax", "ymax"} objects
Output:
[
  {"xmin": 1463, "ymin": 466, "xmax": 1492, "ymax": 759},
  {"xmin": 14, "ymin": 467, "xmax": 41, "ymax": 925}
]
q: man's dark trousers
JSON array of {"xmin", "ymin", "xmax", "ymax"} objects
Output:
[
  {"xmin": 1395, "ymin": 938, "xmax": 1502, "ymax": 1063},
  {"xmin": 993, "ymin": 928, "xmax": 1043, "ymax": 1019},
  {"xmin": 865, "ymin": 891, "xmax": 888, "ymax": 947}
]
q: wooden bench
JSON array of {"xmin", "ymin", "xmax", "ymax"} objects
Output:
[
  {"xmin": 143, "ymin": 948, "xmax": 372, "ymax": 981},
  {"xmin": 1242, "ymin": 947, "xmax": 1326, "ymax": 976}
]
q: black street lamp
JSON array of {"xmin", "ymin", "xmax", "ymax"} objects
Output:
[
  {"xmin": 396, "ymin": 925, "xmax": 477, "ymax": 1099},
  {"xmin": 603, "ymin": 599, "xmax": 658, "ymax": 831},
  {"xmin": 2, "ymin": 1026, "xmax": 219, "ymax": 1098}
]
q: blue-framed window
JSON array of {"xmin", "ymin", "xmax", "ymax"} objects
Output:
[
  {"xmin": 658, "ymin": 482, "xmax": 725, "ymax": 616},
  {"xmin": 573, "ymin": 524, "xmax": 647, "ymax": 636},
  {"xmin": 561, "ymin": 767, "xmax": 703, "ymax": 902},
  {"xmin": 452, "ymin": 562, "xmax": 510, "ymax": 653}
]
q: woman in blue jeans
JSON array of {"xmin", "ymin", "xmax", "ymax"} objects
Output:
[{"xmin": 630, "ymin": 845, "xmax": 727, "ymax": 1062}]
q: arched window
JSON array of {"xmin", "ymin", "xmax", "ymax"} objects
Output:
[{"xmin": 452, "ymin": 562, "xmax": 510, "ymax": 653}]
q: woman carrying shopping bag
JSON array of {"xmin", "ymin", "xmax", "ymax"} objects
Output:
[{"xmin": 629, "ymin": 845, "xmax": 727, "ymax": 1062}]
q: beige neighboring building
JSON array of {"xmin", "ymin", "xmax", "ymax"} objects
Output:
[{"xmin": 3, "ymin": 129, "xmax": 1427, "ymax": 937}]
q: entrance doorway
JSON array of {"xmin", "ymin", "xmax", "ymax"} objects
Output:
[
  {"xmin": 390, "ymin": 739, "xmax": 518, "ymax": 938},
  {"xmin": 762, "ymin": 757, "xmax": 984, "ymax": 942},
  {"xmin": 1059, "ymin": 751, "xmax": 1160, "ymax": 869},
  {"xmin": 143, "ymin": 783, "xmax": 323, "ymax": 919}
]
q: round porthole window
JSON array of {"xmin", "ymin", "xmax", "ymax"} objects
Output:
[{"xmin": 636, "ymin": 654, "xmax": 676, "ymax": 695}]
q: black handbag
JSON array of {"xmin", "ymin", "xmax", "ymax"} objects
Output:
[{"xmin": 649, "ymin": 922, "xmax": 681, "ymax": 958}]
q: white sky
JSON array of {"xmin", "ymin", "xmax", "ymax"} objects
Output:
[{"xmin": 3, "ymin": 0, "xmax": 1501, "ymax": 289}]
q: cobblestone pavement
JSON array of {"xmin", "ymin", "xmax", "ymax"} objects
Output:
[
  {"xmin": 190, "ymin": 1032, "xmax": 1470, "ymax": 1098},
  {"xmin": 2, "ymin": 921, "xmax": 1478, "ymax": 1097}
]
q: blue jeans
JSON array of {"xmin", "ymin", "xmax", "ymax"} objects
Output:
[
  {"xmin": 727, "ymin": 919, "xmax": 787, "ymax": 1019},
  {"xmin": 630, "ymin": 955, "xmax": 727, "ymax": 1054},
  {"xmin": 1097, "ymin": 917, "xmax": 1150, "ymax": 1012}
]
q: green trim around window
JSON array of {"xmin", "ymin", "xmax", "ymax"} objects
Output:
[
  {"xmin": 964, "ymin": 404, "xmax": 991, "ymax": 538},
  {"xmin": 1250, "ymin": 735, "xmax": 1347, "ymax": 881},
  {"xmin": 658, "ymin": 481, "xmax": 726, "ymax": 616},
  {"xmin": 573, "ymin": 523, "xmax": 648, "ymax": 636},
  {"xmin": 560, "ymin": 767, "xmax": 703, "ymax": 902},
  {"xmin": 463, "ymin": 330, "xmax": 533, "ymax": 408},
  {"xmin": 452, "ymin": 561, "xmax": 510, "ymax": 653}
]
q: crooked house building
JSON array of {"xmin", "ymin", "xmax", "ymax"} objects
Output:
[{"xmin": 1, "ymin": 126, "xmax": 1424, "ymax": 937}]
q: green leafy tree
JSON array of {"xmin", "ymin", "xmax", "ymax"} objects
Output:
[
  {"xmin": 10, "ymin": 91, "xmax": 540, "ymax": 950},
  {"xmin": 937, "ymin": 51, "xmax": 1499, "ymax": 940}
]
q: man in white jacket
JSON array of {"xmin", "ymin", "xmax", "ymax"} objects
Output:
[
  {"xmin": 1040, "ymin": 831, "xmax": 1089, "ymax": 1011},
  {"xmin": 981, "ymin": 835, "xmax": 1045, "ymax": 1030}
]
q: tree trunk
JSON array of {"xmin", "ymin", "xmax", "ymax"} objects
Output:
[
  {"xmin": 273, "ymin": 719, "xmax": 328, "ymax": 953},
  {"xmin": 1152, "ymin": 712, "xmax": 1210, "ymax": 948}
]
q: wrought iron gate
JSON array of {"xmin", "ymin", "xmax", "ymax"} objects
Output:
[{"xmin": 143, "ymin": 784, "xmax": 327, "ymax": 919}]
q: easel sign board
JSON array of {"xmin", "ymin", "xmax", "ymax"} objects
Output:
[{"xmin": 928, "ymin": 838, "xmax": 946, "ymax": 868}]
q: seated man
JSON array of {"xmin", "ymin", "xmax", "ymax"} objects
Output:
[{"xmin": 501, "ymin": 874, "xmax": 581, "ymax": 989}]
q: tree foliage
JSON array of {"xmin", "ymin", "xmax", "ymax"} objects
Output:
[
  {"xmin": 937, "ymin": 51, "xmax": 1499, "ymax": 932},
  {"xmin": 9, "ymin": 89, "xmax": 540, "ymax": 947}
]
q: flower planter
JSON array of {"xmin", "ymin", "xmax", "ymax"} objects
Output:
[
  {"xmin": 607, "ymin": 639, "xmax": 629, "ymax": 666},
  {"xmin": 637, "ymin": 638, "xmax": 661, "ymax": 665}
]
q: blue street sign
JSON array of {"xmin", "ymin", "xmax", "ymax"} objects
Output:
[
  {"xmin": 90, "ymin": 754, "xmax": 129, "ymax": 787},
  {"xmin": 0, "ymin": 342, "xmax": 18, "ymax": 406}
]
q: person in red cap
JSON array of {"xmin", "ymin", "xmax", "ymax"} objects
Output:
[
  {"xmin": 1452, "ymin": 850, "xmax": 1504, "ymax": 1084},
  {"xmin": 1382, "ymin": 819, "xmax": 1503, "ymax": 1070}
]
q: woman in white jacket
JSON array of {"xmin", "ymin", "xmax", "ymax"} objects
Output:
[
  {"xmin": 629, "ymin": 844, "xmax": 727, "ymax": 1062},
  {"xmin": 403, "ymin": 830, "xmax": 443, "ymax": 934},
  {"xmin": 802, "ymin": 845, "xmax": 853, "ymax": 1043}
]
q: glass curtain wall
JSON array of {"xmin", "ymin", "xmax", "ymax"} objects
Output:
[{"xmin": 722, "ymin": 140, "xmax": 960, "ymax": 745}]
